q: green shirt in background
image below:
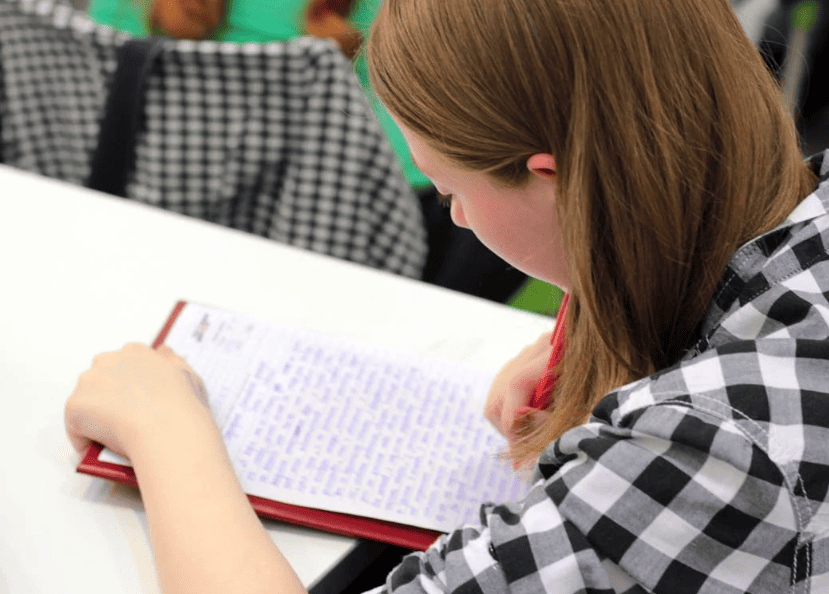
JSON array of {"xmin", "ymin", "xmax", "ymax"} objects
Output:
[
  {"xmin": 86, "ymin": 0, "xmax": 431, "ymax": 190},
  {"xmin": 349, "ymin": 0, "xmax": 430, "ymax": 191}
]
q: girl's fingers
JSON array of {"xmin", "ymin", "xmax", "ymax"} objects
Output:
[
  {"xmin": 67, "ymin": 428, "xmax": 92, "ymax": 454},
  {"xmin": 156, "ymin": 343, "xmax": 181, "ymax": 361},
  {"xmin": 485, "ymin": 331, "xmax": 556, "ymax": 436},
  {"xmin": 156, "ymin": 343, "xmax": 192, "ymax": 370}
]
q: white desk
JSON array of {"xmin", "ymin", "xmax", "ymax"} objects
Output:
[{"xmin": 0, "ymin": 165, "xmax": 553, "ymax": 593}]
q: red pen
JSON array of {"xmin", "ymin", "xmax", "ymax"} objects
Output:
[{"xmin": 527, "ymin": 292, "xmax": 570, "ymax": 410}]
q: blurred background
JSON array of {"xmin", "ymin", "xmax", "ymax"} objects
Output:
[{"xmin": 56, "ymin": 0, "xmax": 829, "ymax": 318}]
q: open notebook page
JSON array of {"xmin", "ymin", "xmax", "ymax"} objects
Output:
[{"xmin": 100, "ymin": 302, "xmax": 530, "ymax": 533}]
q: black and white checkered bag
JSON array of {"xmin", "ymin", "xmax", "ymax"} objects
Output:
[{"xmin": 0, "ymin": 0, "xmax": 427, "ymax": 279}]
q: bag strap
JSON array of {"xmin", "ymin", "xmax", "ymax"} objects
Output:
[{"xmin": 86, "ymin": 37, "xmax": 164, "ymax": 197}]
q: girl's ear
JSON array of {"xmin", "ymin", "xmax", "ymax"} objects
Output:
[{"xmin": 527, "ymin": 154, "xmax": 556, "ymax": 179}]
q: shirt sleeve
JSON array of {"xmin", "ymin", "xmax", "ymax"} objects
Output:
[{"xmin": 371, "ymin": 403, "xmax": 800, "ymax": 594}]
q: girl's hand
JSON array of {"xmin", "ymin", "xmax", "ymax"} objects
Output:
[
  {"xmin": 484, "ymin": 331, "xmax": 553, "ymax": 440},
  {"xmin": 65, "ymin": 343, "xmax": 212, "ymax": 458},
  {"xmin": 67, "ymin": 345, "xmax": 307, "ymax": 594}
]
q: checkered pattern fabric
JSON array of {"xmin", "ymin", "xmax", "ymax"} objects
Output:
[
  {"xmin": 373, "ymin": 152, "xmax": 829, "ymax": 594},
  {"xmin": 0, "ymin": 0, "xmax": 427, "ymax": 278}
]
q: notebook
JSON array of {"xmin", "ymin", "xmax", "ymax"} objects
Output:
[{"xmin": 78, "ymin": 301, "xmax": 531, "ymax": 550}]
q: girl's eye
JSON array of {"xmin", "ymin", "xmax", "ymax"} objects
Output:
[{"xmin": 437, "ymin": 193, "xmax": 453, "ymax": 208}]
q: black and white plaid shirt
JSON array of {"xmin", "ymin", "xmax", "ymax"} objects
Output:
[
  {"xmin": 0, "ymin": 0, "xmax": 427, "ymax": 279},
  {"xmin": 374, "ymin": 152, "xmax": 829, "ymax": 594}
]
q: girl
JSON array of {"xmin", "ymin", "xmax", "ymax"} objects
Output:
[{"xmin": 65, "ymin": 0, "xmax": 829, "ymax": 592}]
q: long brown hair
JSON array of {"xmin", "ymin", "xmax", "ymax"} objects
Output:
[{"xmin": 369, "ymin": 0, "xmax": 817, "ymax": 464}]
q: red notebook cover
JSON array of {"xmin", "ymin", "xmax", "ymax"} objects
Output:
[{"xmin": 76, "ymin": 300, "xmax": 442, "ymax": 551}]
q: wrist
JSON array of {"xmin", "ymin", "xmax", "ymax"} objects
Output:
[{"xmin": 124, "ymin": 395, "xmax": 220, "ymax": 469}]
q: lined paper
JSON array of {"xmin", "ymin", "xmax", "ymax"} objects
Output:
[{"xmin": 102, "ymin": 303, "xmax": 529, "ymax": 532}]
